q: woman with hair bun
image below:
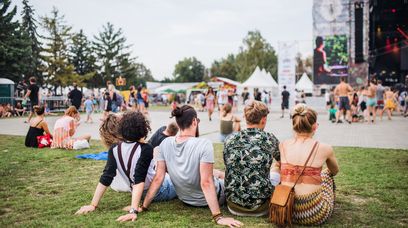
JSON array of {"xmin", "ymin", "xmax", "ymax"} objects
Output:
[
  {"xmin": 25, "ymin": 105, "xmax": 52, "ymax": 147},
  {"xmin": 278, "ymin": 103, "xmax": 339, "ymax": 225}
]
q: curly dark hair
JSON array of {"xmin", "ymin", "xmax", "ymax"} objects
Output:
[{"xmin": 119, "ymin": 111, "xmax": 151, "ymax": 142}]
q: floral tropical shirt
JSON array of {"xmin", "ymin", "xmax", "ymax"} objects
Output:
[{"xmin": 223, "ymin": 128, "xmax": 280, "ymax": 209}]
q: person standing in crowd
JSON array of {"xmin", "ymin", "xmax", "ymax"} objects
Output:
[
  {"xmin": 136, "ymin": 85, "xmax": 145, "ymax": 113},
  {"xmin": 376, "ymin": 80, "xmax": 385, "ymax": 120},
  {"xmin": 129, "ymin": 86, "xmax": 137, "ymax": 111},
  {"xmin": 334, "ymin": 77, "xmax": 353, "ymax": 124},
  {"xmin": 84, "ymin": 96, "xmax": 94, "ymax": 124},
  {"xmin": 205, "ymin": 87, "xmax": 216, "ymax": 121},
  {"xmin": 16, "ymin": 80, "xmax": 27, "ymax": 97},
  {"xmin": 108, "ymin": 84, "xmax": 118, "ymax": 113},
  {"xmin": 358, "ymin": 86, "xmax": 368, "ymax": 121},
  {"xmin": 281, "ymin": 85, "xmax": 290, "ymax": 118},
  {"xmin": 103, "ymin": 91, "xmax": 112, "ymax": 119},
  {"xmin": 217, "ymin": 87, "xmax": 228, "ymax": 111},
  {"xmin": 223, "ymin": 100, "xmax": 280, "ymax": 216},
  {"xmin": 68, "ymin": 83, "xmax": 83, "ymax": 110},
  {"xmin": 241, "ymin": 87, "xmax": 250, "ymax": 105},
  {"xmin": 383, "ymin": 87, "xmax": 397, "ymax": 120},
  {"xmin": 219, "ymin": 103, "xmax": 241, "ymax": 143},
  {"xmin": 325, "ymin": 89, "xmax": 331, "ymax": 110},
  {"xmin": 278, "ymin": 104, "xmax": 339, "ymax": 225},
  {"xmin": 148, "ymin": 122, "xmax": 179, "ymax": 149},
  {"xmin": 140, "ymin": 105, "xmax": 243, "ymax": 227},
  {"xmin": 254, "ymin": 88, "xmax": 262, "ymax": 101},
  {"xmin": 24, "ymin": 77, "xmax": 40, "ymax": 123},
  {"xmin": 366, "ymin": 79, "xmax": 378, "ymax": 123},
  {"xmin": 25, "ymin": 105, "xmax": 52, "ymax": 148}
]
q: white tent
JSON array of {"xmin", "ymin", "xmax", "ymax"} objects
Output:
[
  {"xmin": 240, "ymin": 67, "xmax": 279, "ymax": 89},
  {"xmin": 238, "ymin": 67, "xmax": 279, "ymax": 96},
  {"xmin": 296, "ymin": 73, "xmax": 314, "ymax": 94}
]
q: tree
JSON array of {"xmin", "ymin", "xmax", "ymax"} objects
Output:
[
  {"xmin": 235, "ymin": 30, "xmax": 278, "ymax": 82},
  {"xmin": 295, "ymin": 52, "xmax": 305, "ymax": 80},
  {"xmin": 41, "ymin": 7, "xmax": 81, "ymax": 91},
  {"xmin": 93, "ymin": 22, "xmax": 133, "ymax": 86},
  {"xmin": 0, "ymin": 0, "xmax": 31, "ymax": 82},
  {"xmin": 173, "ymin": 57, "xmax": 205, "ymax": 82},
  {"xmin": 21, "ymin": 0, "xmax": 43, "ymax": 81},
  {"xmin": 210, "ymin": 54, "xmax": 238, "ymax": 80},
  {"xmin": 69, "ymin": 29, "xmax": 97, "ymax": 87}
]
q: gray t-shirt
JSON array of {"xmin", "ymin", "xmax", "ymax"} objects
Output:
[
  {"xmin": 376, "ymin": 85, "xmax": 385, "ymax": 101},
  {"xmin": 158, "ymin": 137, "xmax": 221, "ymax": 206}
]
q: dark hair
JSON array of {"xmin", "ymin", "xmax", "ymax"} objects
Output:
[
  {"xmin": 315, "ymin": 36, "xmax": 323, "ymax": 47},
  {"xmin": 29, "ymin": 77, "xmax": 36, "ymax": 83},
  {"xmin": 171, "ymin": 105, "xmax": 197, "ymax": 130},
  {"xmin": 33, "ymin": 105, "xmax": 45, "ymax": 115},
  {"xmin": 222, "ymin": 103, "xmax": 232, "ymax": 117},
  {"xmin": 340, "ymin": 77, "xmax": 346, "ymax": 82},
  {"xmin": 100, "ymin": 114, "xmax": 123, "ymax": 148},
  {"xmin": 283, "ymin": 85, "xmax": 287, "ymax": 89},
  {"xmin": 166, "ymin": 122, "xmax": 179, "ymax": 136},
  {"xmin": 119, "ymin": 111, "xmax": 151, "ymax": 142}
]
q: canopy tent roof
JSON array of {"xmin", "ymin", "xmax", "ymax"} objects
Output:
[
  {"xmin": 0, "ymin": 78, "xmax": 15, "ymax": 85},
  {"xmin": 296, "ymin": 73, "xmax": 314, "ymax": 93},
  {"xmin": 151, "ymin": 82, "xmax": 197, "ymax": 94},
  {"xmin": 239, "ymin": 67, "xmax": 278, "ymax": 88},
  {"xmin": 212, "ymin": 77, "xmax": 241, "ymax": 87}
]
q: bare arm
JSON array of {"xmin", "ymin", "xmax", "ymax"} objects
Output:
[
  {"xmin": 42, "ymin": 122, "xmax": 52, "ymax": 137},
  {"xmin": 141, "ymin": 161, "xmax": 166, "ymax": 209},
  {"xmin": 116, "ymin": 182, "xmax": 145, "ymax": 222},
  {"xmin": 200, "ymin": 163, "xmax": 243, "ymax": 227},
  {"xmin": 325, "ymin": 146, "xmax": 339, "ymax": 176},
  {"xmin": 24, "ymin": 90, "xmax": 31, "ymax": 99},
  {"xmin": 75, "ymin": 183, "xmax": 108, "ymax": 214}
]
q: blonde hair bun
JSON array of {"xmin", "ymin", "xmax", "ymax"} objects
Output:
[{"xmin": 292, "ymin": 103, "xmax": 308, "ymax": 116}]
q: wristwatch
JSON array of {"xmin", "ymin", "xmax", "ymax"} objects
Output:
[{"xmin": 129, "ymin": 208, "xmax": 138, "ymax": 214}]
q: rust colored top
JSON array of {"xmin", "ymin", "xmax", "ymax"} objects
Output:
[{"xmin": 280, "ymin": 163, "xmax": 322, "ymax": 185}]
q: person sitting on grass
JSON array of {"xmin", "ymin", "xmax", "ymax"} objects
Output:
[
  {"xmin": 51, "ymin": 106, "xmax": 91, "ymax": 149},
  {"xmin": 25, "ymin": 105, "xmax": 52, "ymax": 148},
  {"xmin": 148, "ymin": 122, "xmax": 179, "ymax": 149},
  {"xmin": 219, "ymin": 103, "xmax": 241, "ymax": 142},
  {"xmin": 278, "ymin": 104, "xmax": 339, "ymax": 225},
  {"xmin": 14, "ymin": 102, "xmax": 26, "ymax": 116},
  {"xmin": 140, "ymin": 105, "xmax": 243, "ymax": 227},
  {"xmin": 223, "ymin": 100, "xmax": 280, "ymax": 217},
  {"xmin": 75, "ymin": 111, "xmax": 177, "ymax": 221}
]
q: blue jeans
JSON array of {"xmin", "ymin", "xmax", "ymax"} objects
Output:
[{"xmin": 147, "ymin": 174, "xmax": 177, "ymax": 202}]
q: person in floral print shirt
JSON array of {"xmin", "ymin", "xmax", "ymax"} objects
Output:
[{"xmin": 223, "ymin": 100, "xmax": 280, "ymax": 216}]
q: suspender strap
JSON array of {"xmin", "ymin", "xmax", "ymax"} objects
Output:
[
  {"xmin": 117, "ymin": 142, "xmax": 140, "ymax": 186},
  {"xmin": 292, "ymin": 141, "xmax": 319, "ymax": 189}
]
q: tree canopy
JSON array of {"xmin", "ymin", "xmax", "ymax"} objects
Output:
[{"xmin": 173, "ymin": 57, "xmax": 206, "ymax": 82}]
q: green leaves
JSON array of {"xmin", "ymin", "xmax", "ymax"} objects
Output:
[{"xmin": 173, "ymin": 57, "xmax": 206, "ymax": 82}]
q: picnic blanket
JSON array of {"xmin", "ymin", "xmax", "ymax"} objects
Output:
[{"xmin": 75, "ymin": 152, "xmax": 108, "ymax": 161}]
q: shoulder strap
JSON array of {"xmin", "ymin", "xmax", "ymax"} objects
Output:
[
  {"xmin": 292, "ymin": 141, "xmax": 319, "ymax": 189},
  {"xmin": 34, "ymin": 120, "xmax": 43, "ymax": 127},
  {"xmin": 117, "ymin": 142, "xmax": 139, "ymax": 185}
]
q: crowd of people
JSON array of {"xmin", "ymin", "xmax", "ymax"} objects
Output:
[{"xmin": 326, "ymin": 77, "xmax": 408, "ymax": 124}]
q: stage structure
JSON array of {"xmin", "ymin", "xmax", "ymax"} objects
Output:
[{"xmin": 313, "ymin": 0, "xmax": 370, "ymax": 88}]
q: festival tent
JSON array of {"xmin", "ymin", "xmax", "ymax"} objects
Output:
[
  {"xmin": 238, "ymin": 67, "xmax": 279, "ymax": 96},
  {"xmin": 296, "ymin": 73, "xmax": 314, "ymax": 94}
]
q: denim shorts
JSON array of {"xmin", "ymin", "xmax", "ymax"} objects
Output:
[{"xmin": 150, "ymin": 174, "xmax": 177, "ymax": 202}]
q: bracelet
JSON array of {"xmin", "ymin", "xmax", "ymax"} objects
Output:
[
  {"xmin": 212, "ymin": 212, "xmax": 223, "ymax": 223},
  {"xmin": 90, "ymin": 203, "xmax": 98, "ymax": 208}
]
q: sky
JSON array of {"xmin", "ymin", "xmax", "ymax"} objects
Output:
[{"xmin": 13, "ymin": 0, "xmax": 313, "ymax": 80}]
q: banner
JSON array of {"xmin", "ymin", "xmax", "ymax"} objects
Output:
[
  {"xmin": 313, "ymin": 0, "xmax": 349, "ymax": 85},
  {"xmin": 278, "ymin": 41, "xmax": 297, "ymax": 102}
]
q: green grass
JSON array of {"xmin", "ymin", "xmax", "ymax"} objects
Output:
[{"xmin": 0, "ymin": 135, "xmax": 407, "ymax": 227}]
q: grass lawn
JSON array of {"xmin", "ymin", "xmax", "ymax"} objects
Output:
[{"xmin": 0, "ymin": 135, "xmax": 407, "ymax": 227}]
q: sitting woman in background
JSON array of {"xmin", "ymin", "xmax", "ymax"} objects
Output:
[
  {"xmin": 25, "ymin": 105, "xmax": 52, "ymax": 148},
  {"xmin": 51, "ymin": 106, "xmax": 91, "ymax": 149},
  {"xmin": 279, "ymin": 104, "xmax": 339, "ymax": 225},
  {"xmin": 219, "ymin": 103, "xmax": 241, "ymax": 142},
  {"xmin": 15, "ymin": 102, "xmax": 26, "ymax": 116}
]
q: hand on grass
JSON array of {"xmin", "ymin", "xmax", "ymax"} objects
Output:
[
  {"xmin": 216, "ymin": 217, "xmax": 243, "ymax": 227},
  {"xmin": 75, "ymin": 205, "xmax": 96, "ymax": 215},
  {"xmin": 116, "ymin": 213, "xmax": 137, "ymax": 222}
]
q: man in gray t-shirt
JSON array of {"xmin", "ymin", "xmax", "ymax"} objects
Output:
[
  {"xmin": 157, "ymin": 137, "xmax": 222, "ymax": 206},
  {"xmin": 141, "ymin": 105, "xmax": 242, "ymax": 227}
]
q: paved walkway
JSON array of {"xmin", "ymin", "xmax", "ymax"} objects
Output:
[{"xmin": 0, "ymin": 107, "xmax": 407, "ymax": 149}]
